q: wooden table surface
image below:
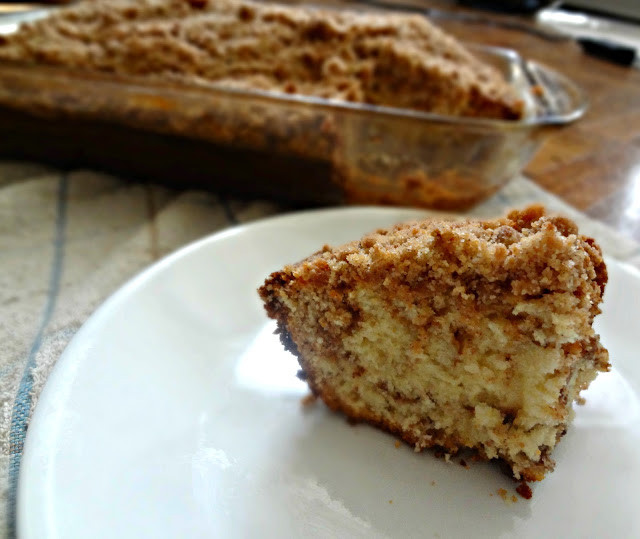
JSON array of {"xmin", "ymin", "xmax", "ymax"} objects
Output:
[{"xmin": 418, "ymin": 2, "xmax": 640, "ymax": 245}]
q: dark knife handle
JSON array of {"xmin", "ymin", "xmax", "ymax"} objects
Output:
[{"xmin": 577, "ymin": 37, "xmax": 637, "ymax": 67}]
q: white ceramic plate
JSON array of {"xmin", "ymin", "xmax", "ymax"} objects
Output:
[{"xmin": 18, "ymin": 207, "xmax": 640, "ymax": 538}]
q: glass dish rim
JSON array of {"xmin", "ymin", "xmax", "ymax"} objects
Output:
[{"xmin": 0, "ymin": 43, "xmax": 587, "ymax": 130}]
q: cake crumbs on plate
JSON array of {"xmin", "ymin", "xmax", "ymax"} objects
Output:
[
  {"xmin": 300, "ymin": 393, "xmax": 317, "ymax": 407},
  {"xmin": 394, "ymin": 440, "xmax": 402, "ymax": 449},
  {"xmin": 516, "ymin": 482, "xmax": 533, "ymax": 499},
  {"xmin": 496, "ymin": 487, "xmax": 525, "ymax": 503}
]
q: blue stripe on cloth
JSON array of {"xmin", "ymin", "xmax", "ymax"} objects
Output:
[
  {"xmin": 7, "ymin": 174, "xmax": 68, "ymax": 537},
  {"xmin": 218, "ymin": 194, "xmax": 238, "ymax": 225},
  {"xmin": 494, "ymin": 190, "xmax": 509, "ymax": 205}
]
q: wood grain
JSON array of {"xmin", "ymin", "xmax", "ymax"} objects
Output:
[{"xmin": 421, "ymin": 2, "xmax": 640, "ymax": 245}]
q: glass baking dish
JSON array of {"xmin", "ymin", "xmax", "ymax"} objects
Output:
[{"xmin": 0, "ymin": 15, "xmax": 586, "ymax": 210}]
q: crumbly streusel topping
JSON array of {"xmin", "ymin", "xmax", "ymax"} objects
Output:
[
  {"xmin": 0, "ymin": 0, "xmax": 523, "ymax": 118},
  {"xmin": 265, "ymin": 205, "xmax": 608, "ymax": 356},
  {"xmin": 280, "ymin": 205, "xmax": 605, "ymax": 303}
]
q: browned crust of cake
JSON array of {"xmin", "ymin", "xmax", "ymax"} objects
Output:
[
  {"xmin": 292, "ymin": 344, "xmax": 554, "ymax": 482},
  {"xmin": 0, "ymin": 0, "xmax": 523, "ymax": 119},
  {"xmin": 259, "ymin": 205, "xmax": 609, "ymax": 481},
  {"xmin": 336, "ymin": 167, "xmax": 504, "ymax": 211},
  {"xmin": 261, "ymin": 205, "xmax": 607, "ymax": 316},
  {"xmin": 0, "ymin": 0, "xmax": 527, "ymax": 213}
]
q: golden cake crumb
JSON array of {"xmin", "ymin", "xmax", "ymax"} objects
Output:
[
  {"xmin": 300, "ymin": 393, "xmax": 317, "ymax": 407},
  {"xmin": 259, "ymin": 206, "xmax": 609, "ymax": 481}
]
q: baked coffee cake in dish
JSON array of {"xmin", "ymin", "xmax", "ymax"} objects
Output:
[
  {"xmin": 259, "ymin": 206, "xmax": 609, "ymax": 481},
  {"xmin": 0, "ymin": 0, "xmax": 524, "ymax": 119}
]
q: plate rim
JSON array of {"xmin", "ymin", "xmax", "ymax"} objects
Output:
[{"xmin": 16, "ymin": 206, "xmax": 437, "ymax": 533}]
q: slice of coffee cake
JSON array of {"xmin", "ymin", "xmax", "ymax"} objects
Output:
[{"xmin": 259, "ymin": 206, "xmax": 609, "ymax": 481}]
